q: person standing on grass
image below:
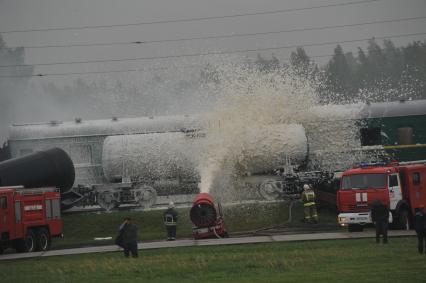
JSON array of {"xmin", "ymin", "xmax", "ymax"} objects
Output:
[
  {"xmin": 163, "ymin": 202, "xmax": 178, "ymax": 241},
  {"xmin": 370, "ymin": 199, "xmax": 389, "ymax": 244},
  {"xmin": 118, "ymin": 217, "xmax": 139, "ymax": 258},
  {"xmin": 414, "ymin": 205, "xmax": 426, "ymax": 254}
]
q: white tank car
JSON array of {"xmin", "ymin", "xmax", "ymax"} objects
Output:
[
  {"xmin": 234, "ymin": 124, "xmax": 308, "ymax": 174},
  {"xmin": 102, "ymin": 132, "xmax": 200, "ymax": 182},
  {"xmin": 103, "ymin": 124, "xmax": 308, "ymax": 182},
  {"xmin": 8, "ymin": 115, "xmax": 201, "ymax": 186}
]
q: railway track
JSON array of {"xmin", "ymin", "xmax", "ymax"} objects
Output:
[{"xmin": 62, "ymin": 197, "xmax": 286, "ymax": 214}]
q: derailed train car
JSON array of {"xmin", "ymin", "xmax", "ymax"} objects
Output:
[
  {"xmin": 6, "ymin": 115, "xmax": 202, "ymax": 210},
  {"xmin": 3, "ymin": 99, "xmax": 426, "ymax": 209}
]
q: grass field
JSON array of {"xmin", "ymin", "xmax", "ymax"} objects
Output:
[
  {"xmin": 1, "ymin": 237, "xmax": 424, "ymax": 283},
  {"xmin": 57, "ymin": 201, "xmax": 339, "ymax": 248}
]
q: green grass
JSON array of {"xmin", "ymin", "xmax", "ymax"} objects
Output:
[
  {"xmin": 1, "ymin": 237, "xmax": 423, "ymax": 283},
  {"xmin": 57, "ymin": 201, "xmax": 339, "ymax": 248}
]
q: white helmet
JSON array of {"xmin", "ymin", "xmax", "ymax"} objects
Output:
[
  {"xmin": 303, "ymin": 184, "xmax": 310, "ymax": 190},
  {"xmin": 168, "ymin": 201, "xmax": 175, "ymax": 209}
]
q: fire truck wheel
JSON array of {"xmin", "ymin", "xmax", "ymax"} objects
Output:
[
  {"xmin": 35, "ymin": 228, "xmax": 51, "ymax": 251},
  {"xmin": 348, "ymin": 224, "xmax": 363, "ymax": 232},
  {"xmin": 15, "ymin": 230, "xmax": 36, "ymax": 252},
  {"xmin": 397, "ymin": 210, "xmax": 410, "ymax": 230}
]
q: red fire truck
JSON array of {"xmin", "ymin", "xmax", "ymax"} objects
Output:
[
  {"xmin": 0, "ymin": 186, "xmax": 63, "ymax": 253},
  {"xmin": 337, "ymin": 161, "xmax": 426, "ymax": 232}
]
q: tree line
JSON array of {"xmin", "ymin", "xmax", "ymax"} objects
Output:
[{"xmin": 244, "ymin": 38, "xmax": 426, "ymax": 103}]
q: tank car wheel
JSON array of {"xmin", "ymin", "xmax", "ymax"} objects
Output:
[
  {"xmin": 134, "ymin": 186, "xmax": 157, "ymax": 209},
  {"xmin": 35, "ymin": 228, "xmax": 51, "ymax": 251},
  {"xmin": 98, "ymin": 191, "xmax": 118, "ymax": 211},
  {"xmin": 258, "ymin": 181, "xmax": 281, "ymax": 200}
]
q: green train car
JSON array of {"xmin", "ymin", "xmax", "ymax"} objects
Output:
[{"xmin": 358, "ymin": 99, "xmax": 426, "ymax": 162}]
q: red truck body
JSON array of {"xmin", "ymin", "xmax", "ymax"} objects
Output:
[
  {"xmin": 0, "ymin": 186, "xmax": 63, "ymax": 253},
  {"xmin": 337, "ymin": 162, "xmax": 426, "ymax": 231}
]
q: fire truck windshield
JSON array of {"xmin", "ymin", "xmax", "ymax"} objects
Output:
[{"xmin": 341, "ymin": 173, "xmax": 386, "ymax": 190}]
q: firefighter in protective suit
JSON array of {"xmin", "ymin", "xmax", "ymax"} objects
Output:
[
  {"xmin": 163, "ymin": 202, "xmax": 178, "ymax": 241},
  {"xmin": 301, "ymin": 184, "xmax": 318, "ymax": 223}
]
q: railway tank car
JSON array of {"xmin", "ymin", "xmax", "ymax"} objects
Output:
[
  {"xmin": 6, "ymin": 115, "xmax": 201, "ymax": 210},
  {"xmin": 4, "ymin": 99, "xmax": 426, "ymax": 209}
]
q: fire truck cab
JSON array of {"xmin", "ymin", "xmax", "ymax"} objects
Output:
[
  {"xmin": 337, "ymin": 162, "xmax": 426, "ymax": 232},
  {"xmin": 0, "ymin": 186, "xmax": 63, "ymax": 254}
]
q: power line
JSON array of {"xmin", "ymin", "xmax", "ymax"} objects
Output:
[
  {"xmin": 0, "ymin": 54, "xmax": 335, "ymax": 79},
  {"xmin": 0, "ymin": 0, "xmax": 380, "ymax": 34},
  {"xmin": 9, "ymin": 15, "xmax": 426, "ymax": 50},
  {"xmin": 0, "ymin": 65, "xmax": 202, "ymax": 78},
  {"xmin": 1, "ymin": 31, "xmax": 425, "ymax": 69}
]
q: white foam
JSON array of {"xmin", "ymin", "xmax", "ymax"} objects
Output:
[
  {"xmin": 102, "ymin": 133, "xmax": 200, "ymax": 181},
  {"xmin": 196, "ymin": 65, "xmax": 368, "ymax": 194}
]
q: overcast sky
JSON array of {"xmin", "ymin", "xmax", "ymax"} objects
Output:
[{"xmin": 0, "ymin": 0, "xmax": 426, "ymax": 83}]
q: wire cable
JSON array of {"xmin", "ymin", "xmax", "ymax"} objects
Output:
[
  {"xmin": 0, "ymin": 0, "xmax": 381, "ymax": 34},
  {"xmin": 8, "ymin": 15, "xmax": 426, "ymax": 50},
  {"xmin": 0, "ymin": 31, "xmax": 425, "ymax": 70}
]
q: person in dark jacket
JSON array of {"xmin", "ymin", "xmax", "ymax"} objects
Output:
[
  {"xmin": 163, "ymin": 202, "xmax": 178, "ymax": 241},
  {"xmin": 370, "ymin": 199, "xmax": 389, "ymax": 244},
  {"xmin": 118, "ymin": 217, "xmax": 138, "ymax": 258},
  {"xmin": 414, "ymin": 205, "xmax": 426, "ymax": 254}
]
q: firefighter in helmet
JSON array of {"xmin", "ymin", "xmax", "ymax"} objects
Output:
[
  {"xmin": 301, "ymin": 184, "xmax": 318, "ymax": 223},
  {"xmin": 163, "ymin": 202, "xmax": 178, "ymax": 241}
]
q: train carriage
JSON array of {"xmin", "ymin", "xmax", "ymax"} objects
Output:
[
  {"xmin": 1, "ymin": 99, "xmax": 425, "ymax": 208},
  {"xmin": 359, "ymin": 99, "xmax": 426, "ymax": 162}
]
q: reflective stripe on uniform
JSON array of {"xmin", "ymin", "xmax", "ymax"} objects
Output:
[
  {"xmin": 303, "ymin": 202, "xmax": 316, "ymax": 207},
  {"xmin": 164, "ymin": 219, "xmax": 176, "ymax": 225},
  {"xmin": 164, "ymin": 214, "xmax": 177, "ymax": 225},
  {"xmin": 305, "ymin": 192, "xmax": 315, "ymax": 202}
]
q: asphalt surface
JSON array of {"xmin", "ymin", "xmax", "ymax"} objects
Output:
[{"xmin": 0, "ymin": 230, "xmax": 415, "ymax": 261}]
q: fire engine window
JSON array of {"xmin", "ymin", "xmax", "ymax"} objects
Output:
[
  {"xmin": 389, "ymin": 175, "xmax": 399, "ymax": 187},
  {"xmin": 397, "ymin": 127, "xmax": 413, "ymax": 145},
  {"xmin": 52, "ymin": 199, "xmax": 61, "ymax": 218},
  {"xmin": 15, "ymin": 201, "xmax": 21, "ymax": 223},
  {"xmin": 0, "ymin": 197, "xmax": 6, "ymax": 209},
  {"xmin": 360, "ymin": 128, "xmax": 381, "ymax": 146},
  {"xmin": 413, "ymin": 172, "xmax": 420, "ymax": 185},
  {"xmin": 341, "ymin": 174, "xmax": 386, "ymax": 190},
  {"xmin": 45, "ymin": 199, "xmax": 52, "ymax": 219}
]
